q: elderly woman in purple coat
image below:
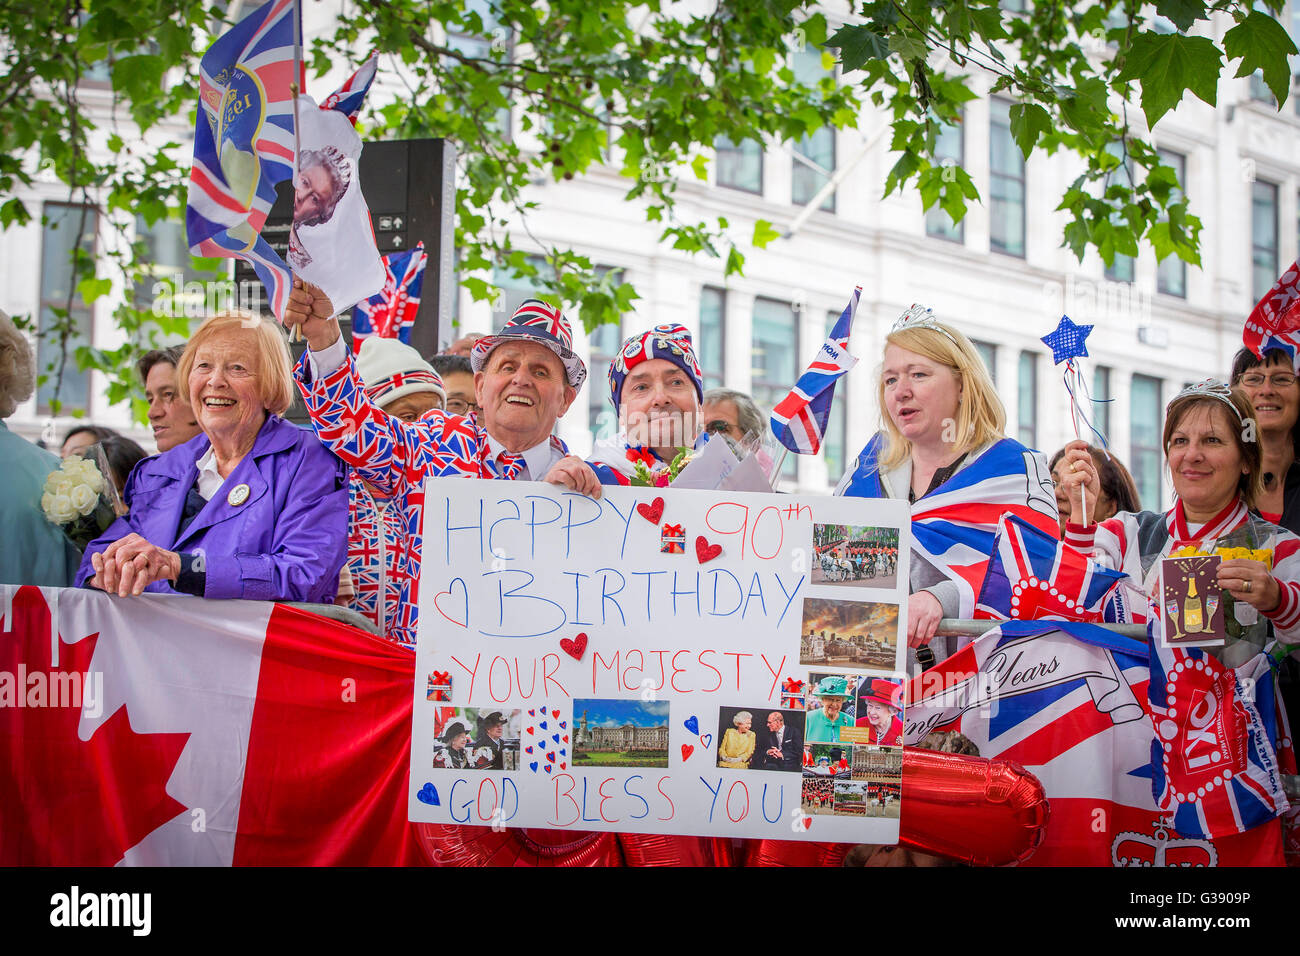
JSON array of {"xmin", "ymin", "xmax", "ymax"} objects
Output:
[{"xmin": 76, "ymin": 313, "xmax": 348, "ymax": 602}]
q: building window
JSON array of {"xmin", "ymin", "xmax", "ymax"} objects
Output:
[
  {"xmin": 1156, "ymin": 149, "xmax": 1188, "ymax": 298},
  {"xmin": 1252, "ymin": 180, "xmax": 1279, "ymax": 303},
  {"xmin": 925, "ymin": 113, "xmax": 965, "ymax": 243},
  {"xmin": 751, "ymin": 298, "xmax": 799, "ymax": 480},
  {"xmin": 588, "ymin": 319, "xmax": 622, "ymax": 448},
  {"xmin": 132, "ymin": 214, "xmax": 217, "ymax": 314},
  {"xmin": 823, "ymin": 309, "xmax": 849, "ymax": 484},
  {"xmin": 791, "ymin": 47, "xmax": 835, "ymax": 212},
  {"xmin": 697, "ymin": 286, "xmax": 726, "ymax": 389},
  {"xmin": 1017, "ymin": 350, "xmax": 1037, "ymax": 448},
  {"xmin": 1131, "ymin": 374, "xmax": 1162, "ymax": 509},
  {"xmin": 716, "ymin": 137, "xmax": 763, "ymax": 194},
  {"xmin": 972, "ymin": 339, "xmax": 997, "ymax": 384},
  {"xmin": 1092, "ymin": 365, "xmax": 1112, "ymax": 442},
  {"xmin": 447, "ymin": 0, "xmax": 512, "ymax": 135},
  {"xmin": 1103, "ymin": 140, "xmax": 1135, "ymax": 282},
  {"xmin": 38, "ymin": 203, "xmax": 99, "ymax": 414},
  {"xmin": 989, "ymin": 99, "xmax": 1026, "ymax": 257}
]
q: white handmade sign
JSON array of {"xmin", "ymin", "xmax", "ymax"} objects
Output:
[{"xmin": 408, "ymin": 480, "xmax": 910, "ymax": 842}]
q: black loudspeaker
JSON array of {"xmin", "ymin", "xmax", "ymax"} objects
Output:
[{"xmin": 236, "ymin": 139, "xmax": 457, "ymax": 422}]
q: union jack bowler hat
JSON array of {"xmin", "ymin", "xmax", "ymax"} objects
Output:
[{"xmin": 470, "ymin": 298, "xmax": 587, "ymax": 391}]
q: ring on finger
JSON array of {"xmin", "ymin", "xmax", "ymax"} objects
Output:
[{"xmin": 1244, "ymin": 579, "xmax": 1252, "ymax": 594}]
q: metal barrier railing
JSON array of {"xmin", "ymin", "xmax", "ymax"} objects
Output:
[{"xmin": 934, "ymin": 618, "xmax": 1147, "ymax": 640}]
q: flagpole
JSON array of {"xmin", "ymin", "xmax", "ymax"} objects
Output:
[
  {"xmin": 770, "ymin": 447, "xmax": 790, "ymax": 491},
  {"xmin": 288, "ymin": 0, "xmax": 303, "ymax": 341}
]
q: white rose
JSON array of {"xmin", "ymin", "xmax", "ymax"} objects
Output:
[
  {"xmin": 69, "ymin": 483, "xmax": 99, "ymax": 517},
  {"xmin": 49, "ymin": 473, "xmax": 76, "ymax": 497},
  {"xmin": 46, "ymin": 493, "xmax": 77, "ymax": 524},
  {"xmin": 75, "ymin": 463, "xmax": 106, "ymax": 494}
]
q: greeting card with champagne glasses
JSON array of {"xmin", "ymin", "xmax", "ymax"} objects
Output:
[{"xmin": 1159, "ymin": 555, "xmax": 1226, "ymax": 648}]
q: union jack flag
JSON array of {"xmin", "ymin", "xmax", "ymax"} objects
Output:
[
  {"xmin": 351, "ymin": 243, "xmax": 427, "ymax": 352},
  {"xmin": 186, "ymin": 0, "xmax": 300, "ymax": 319},
  {"xmin": 345, "ymin": 475, "xmax": 422, "ymax": 648},
  {"xmin": 321, "ymin": 54, "xmax": 378, "ymax": 126},
  {"xmin": 976, "ymin": 514, "xmax": 1127, "ymax": 622},
  {"xmin": 840, "ymin": 434, "xmax": 1061, "ymax": 619},
  {"xmin": 1243, "ymin": 259, "xmax": 1300, "ymax": 370},
  {"xmin": 1150, "ymin": 642, "xmax": 1289, "ymax": 839},
  {"xmin": 770, "ymin": 286, "xmax": 860, "ymax": 455},
  {"xmin": 903, "ymin": 621, "xmax": 1285, "ymax": 865}
]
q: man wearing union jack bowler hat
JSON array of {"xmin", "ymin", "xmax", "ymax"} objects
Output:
[{"xmin": 284, "ymin": 281, "xmax": 603, "ymax": 504}]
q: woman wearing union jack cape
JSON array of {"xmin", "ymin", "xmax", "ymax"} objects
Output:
[{"xmin": 835, "ymin": 308, "xmax": 1060, "ymax": 660}]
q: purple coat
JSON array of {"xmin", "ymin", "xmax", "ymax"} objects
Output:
[{"xmin": 76, "ymin": 415, "xmax": 348, "ymax": 603}]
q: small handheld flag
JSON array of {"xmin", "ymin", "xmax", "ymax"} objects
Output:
[
  {"xmin": 770, "ymin": 286, "xmax": 860, "ymax": 455},
  {"xmin": 1243, "ymin": 260, "xmax": 1300, "ymax": 371},
  {"xmin": 351, "ymin": 243, "xmax": 428, "ymax": 352}
]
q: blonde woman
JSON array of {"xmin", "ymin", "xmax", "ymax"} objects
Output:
[
  {"xmin": 836, "ymin": 307, "xmax": 1060, "ymax": 656},
  {"xmin": 718, "ymin": 711, "xmax": 757, "ymax": 769}
]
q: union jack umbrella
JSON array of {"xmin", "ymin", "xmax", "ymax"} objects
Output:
[
  {"xmin": 351, "ymin": 243, "xmax": 427, "ymax": 352},
  {"xmin": 770, "ymin": 286, "xmax": 860, "ymax": 454}
]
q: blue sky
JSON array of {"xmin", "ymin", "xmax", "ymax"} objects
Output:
[{"xmin": 575, "ymin": 698, "xmax": 669, "ymax": 728}]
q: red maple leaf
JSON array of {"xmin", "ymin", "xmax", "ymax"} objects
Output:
[{"xmin": 0, "ymin": 586, "xmax": 190, "ymax": 865}]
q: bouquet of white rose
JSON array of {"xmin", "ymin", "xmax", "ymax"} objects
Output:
[{"xmin": 41, "ymin": 454, "xmax": 117, "ymax": 552}]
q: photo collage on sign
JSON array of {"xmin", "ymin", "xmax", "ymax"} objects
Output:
[
  {"xmin": 431, "ymin": 707, "xmax": 522, "ymax": 771},
  {"xmin": 798, "ymin": 522, "xmax": 905, "ymax": 817}
]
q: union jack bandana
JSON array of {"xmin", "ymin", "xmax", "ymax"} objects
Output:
[
  {"xmin": 607, "ymin": 323, "xmax": 704, "ymax": 408},
  {"xmin": 470, "ymin": 298, "xmax": 587, "ymax": 389}
]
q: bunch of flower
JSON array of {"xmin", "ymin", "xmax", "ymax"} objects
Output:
[
  {"xmin": 628, "ymin": 447, "xmax": 693, "ymax": 488},
  {"xmin": 41, "ymin": 455, "xmax": 116, "ymax": 551}
]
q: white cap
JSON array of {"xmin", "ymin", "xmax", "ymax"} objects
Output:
[{"xmin": 355, "ymin": 337, "xmax": 445, "ymax": 409}]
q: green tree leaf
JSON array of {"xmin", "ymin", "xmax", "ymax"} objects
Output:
[
  {"xmin": 825, "ymin": 24, "xmax": 890, "ymax": 72},
  {"xmin": 1116, "ymin": 33, "xmax": 1222, "ymax": 127},
  {"xmin": 1008, "ymin": 102, "xmax": 1052, "ymax": 159},
  {"xmin": 1154, "ymin": 0, "xmax": 1208, "ymax": 33},
  {"xmin": 752, "ymin": 219, "xmax": 781, "ymax": 248},
  {"xmin": 1223, "ymin": 11, "xmax": 1298, "ymax": 107}
]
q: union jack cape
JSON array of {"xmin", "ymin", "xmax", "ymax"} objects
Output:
[
  {"xmin": 770, "ymin": 286, "xmax": 860, "ymax": 455},
  {"xmin": 1243, "ymin": 258, "xmax": 1300, "ymax": 370},
  {"xmin": 976, "ymin": 514, "xmax": 1127, "ymax": 622},
  {"xmin": 839, "ymin": 434, "xmax": 1060, "ymax": 620},
  {"xmin": 351, "ymin": 243, "xmax": 427, "ymax": 352},
  {"xmin": 904, "ymin": 621, "xmax": 1285, "ymax": 865},
  {"xmin": 186, "ymin": 0, "xmax": 300, "ymax": 318}
]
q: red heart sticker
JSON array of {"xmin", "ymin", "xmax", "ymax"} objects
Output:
[
  {"xmin": 637, "ymin": 497, "xmax": 665, "ymax": 524},
  {"xmin": 562, "ymin": 734, "xmax": 569, "ymax": 743},
  {"xmin": 681, "ymin": 743, "xmax": 694, "ymax": 761},
  {"xmin": 552, "ymin": 709, "xmax": 560, "ymax": 719},
  {"xmin": 695, "ymin": 536, "xmax": 722, "ymax": 564},
  {"xmin": 802, "ymin": 816, "xmax": 812, "ymax": 830},
  {"xmin": 526, "ymin": 727, "xmax": 534, "ymax": 736},
  {"xmin": 560, "ymin": 633, "xmax": 588, "ymax": 660}
]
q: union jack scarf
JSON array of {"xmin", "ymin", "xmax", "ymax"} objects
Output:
[
  {"xmin": 839, "ymin": 434, "xmax": 1061, "ymax": 619},
  {"xmin": 345, "ymin": 475, "xmax": 421, "ymax": 648}
]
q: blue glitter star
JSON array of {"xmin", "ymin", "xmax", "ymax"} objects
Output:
[{"xmin": 1041, "ymin": 315, "xmax": 1094, "ymax": 365}]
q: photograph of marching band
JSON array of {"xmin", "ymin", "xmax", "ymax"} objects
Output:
[
  {"xmin": 812, "ymin": 523, "xmax": 900, "ymax": 589},
  {"xmin": 800, "ymin": 599, "xmax": 899, "ymax": 668}
]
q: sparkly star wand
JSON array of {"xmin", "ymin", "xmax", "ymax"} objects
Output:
[{"xmin": 1041, "ymin": 315, "xmax": 1107, "ymax": 523}]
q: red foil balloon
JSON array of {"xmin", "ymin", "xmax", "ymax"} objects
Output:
[
  {"xmin": 617, "ymin": 834, "xmax": 723, "ymax": 866},
  {"xmin": 414, "ymin": 824, "xmax": 624, "ymax": 867},
  {"xmin": 744, "ymin": 748, "xmax": 1048, "ymax": 866}
]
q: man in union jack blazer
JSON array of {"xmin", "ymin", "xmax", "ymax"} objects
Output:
[{"xmin": 284, "ymin": 284, "xmax": 604, "ymax": 641}]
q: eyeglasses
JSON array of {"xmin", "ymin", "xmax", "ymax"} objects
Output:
[
  {"xmin": 445, "ymin": 398, "xmax": 480, "ymax": 415},
  {"xmin": 1239, "ymin": 373, "xmax": 1298, "ymax": 389}
]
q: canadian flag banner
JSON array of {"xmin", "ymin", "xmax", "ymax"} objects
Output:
[{"xmin": 0, "ymin": 585, "xmax": 423, "ymax": 866}]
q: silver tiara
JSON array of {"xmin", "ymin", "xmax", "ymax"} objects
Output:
[
  {"xmin": 890, "ymin": 303, "xmax": 960, "ymax": 345},
  {"xmin": 1172, "ymin": 379, "xmax": 1244, "ymax": 423}
]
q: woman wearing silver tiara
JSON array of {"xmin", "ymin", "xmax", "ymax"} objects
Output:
[
  {"xmin": 1060, "ymin": 381, "xmax": 1300, "ymax": 651},
  {"xmin": 836, "ymin": 306, "xmax": 1061, "ymax": 660}
]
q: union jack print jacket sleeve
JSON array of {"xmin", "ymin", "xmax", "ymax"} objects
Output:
[{"xmin": 294, "ymin": 350, "xmax": 518, "ymax": 496}]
